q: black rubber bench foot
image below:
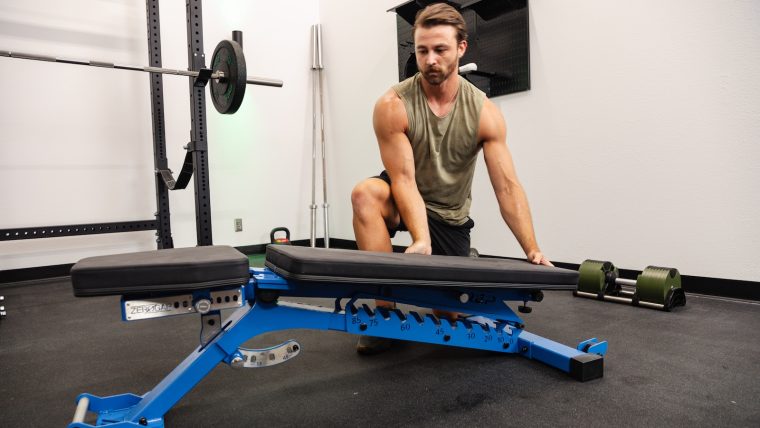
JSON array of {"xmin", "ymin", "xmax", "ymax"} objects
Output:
[{"xmin": 570, "ymin": 353, "xmax": 604, "ymax": 382}]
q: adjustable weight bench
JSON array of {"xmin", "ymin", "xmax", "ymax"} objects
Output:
[{"xmin": 68, "ymin": 245, "xmax": 607, "ymax": 427}]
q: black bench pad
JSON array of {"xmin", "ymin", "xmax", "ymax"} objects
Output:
[
  {"xmin": 71, "ymin": 246, "xmax": 249, "ymax": 297},
  {"xmin": 71, "ymin": 245, "xmax": 579, "ymax": 298},
  {"xmin": 265, "ymin": 246, "xmax": 579, "ymax": 289}
]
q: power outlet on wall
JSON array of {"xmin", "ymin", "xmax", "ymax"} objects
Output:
[{"xmin": 234, "ymin": 218, "xmax": 243, "ymax": 232}]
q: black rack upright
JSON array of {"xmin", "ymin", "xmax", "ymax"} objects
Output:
[
  {"xmin": 185, "ymin": 0, "xmax": 213, "ymax": 246},
  {"xmin": 146, "ymin": 0, "xmax": 174, "ymax": 249}
]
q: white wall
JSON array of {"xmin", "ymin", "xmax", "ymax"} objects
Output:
[
  {"xmin": 2, "ymin": 1, "xmax": 759, "ymax": 282},
  {"xmin": 316, "ymin": 0, "xmax": 403, "ymax": 247},
  {"xmin": 0, "ymin": 0, "xmax": 319, "ymax": 270},
  {"xmin": 319, "ymin": 0, "xmax": 760, "ymax": 281}
]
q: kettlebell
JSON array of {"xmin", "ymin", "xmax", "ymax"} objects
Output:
[{"xmin": 270, "ymin": 227, "xmax": 291, "ymax": 245}]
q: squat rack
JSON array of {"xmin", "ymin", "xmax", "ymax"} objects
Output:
[{"xmin": 2, "ymin": 0, "xmax": 224, "ymax": 249}]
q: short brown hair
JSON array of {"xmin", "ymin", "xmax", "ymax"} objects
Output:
[{"xmin": 413, "ymin": 3, "xmax": 467, "ymax": 43}]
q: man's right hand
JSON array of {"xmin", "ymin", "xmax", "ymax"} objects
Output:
[{"xmin": 405, "ymin": 241, "xmax": 432, "ymax": 255}]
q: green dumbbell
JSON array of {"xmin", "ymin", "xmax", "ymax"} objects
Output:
[{"xmin": 575, "ymin": 260, "xmax": 686, "ymax": 311}]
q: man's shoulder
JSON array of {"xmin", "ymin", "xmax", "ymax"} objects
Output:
[
  {"xmin": 476, "ymin": 97, "xmax": 505, "ymax": 142},
  {"xmin": 376, "ymin": 87, "xmax": 404, "ymax": 110},
  {"xmin": 459, "ymin": 75, "xmax": 487, "ymax": 103},
  {"xmin": 374, "ymin": 87, "xmax": 408, "ymax": 131},
  {"xmin": 392, "ymin": 73, "xmax": 420, "ymax": 99}
]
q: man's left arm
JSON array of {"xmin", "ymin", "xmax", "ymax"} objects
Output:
[{"xmin": 479, "ymin": 100, "xmax": 553, "ymax": 266}]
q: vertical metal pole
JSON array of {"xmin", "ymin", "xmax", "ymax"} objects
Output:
[
  {"xmin": 310, "ymin": 69, "xmax": 318, "ymax": 248},
  {"xmin": 146, "ymin": 0, "xmax": 173, "ymax": 249},
  {"xmin": 309, "ymin": 25, "xmax": 320, "ymax": 248},
  {"xmin": 186, "ymin": 0, "xmax": 213, "ymax": 246},
  {"xmin": 315, "ymin": 25, "xmax": 330, "ymax": 248},
  {"xmin": 318, "ymin": 68, "xmax": 330, "ymax": 248}
]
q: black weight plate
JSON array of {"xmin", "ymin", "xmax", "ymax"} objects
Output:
[{"xmin": 210, "ymin": 40, "xmax": 246, "ymax": 114}]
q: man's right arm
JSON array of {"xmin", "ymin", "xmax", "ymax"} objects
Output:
[{"xmin": 373, "ymin": 90, "xmax": 432, "ymax": 255}]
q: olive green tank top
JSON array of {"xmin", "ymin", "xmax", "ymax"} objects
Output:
[{"xmin": 392, "ymin": 73, "xmax": 486, "ymax": 226}]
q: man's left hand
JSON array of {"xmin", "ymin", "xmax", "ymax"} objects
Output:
[{"xmin": 527, "ymin": 250, "xmax": 554, "ymax": 267}]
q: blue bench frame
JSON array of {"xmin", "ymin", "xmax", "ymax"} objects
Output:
[{"xmin": 69, "ymin": 267, "xmax": 607, "ymax": 427}]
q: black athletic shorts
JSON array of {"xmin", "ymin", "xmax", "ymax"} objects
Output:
[{"xmin": 373, "ymin": 171, "xmax": 475, "ymax": 257}]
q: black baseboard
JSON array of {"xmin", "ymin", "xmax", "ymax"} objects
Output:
[
  {"xmin": 2, "ymin": 240, "xmax": 758, "ymax": 302},
  {"xmin": 0, "ymin": 263, "xmax": 74, "ymax": 284}
]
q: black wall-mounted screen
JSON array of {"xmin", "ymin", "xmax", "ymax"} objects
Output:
[{"xmin": 391, "ymin": 0, "xmax": 530, "ymax": 98}]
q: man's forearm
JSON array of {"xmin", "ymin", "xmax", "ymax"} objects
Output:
[
  {"xmin": 391, "ymin": 180, "xmax": 431, "ymax": 244},
  {"xmin": 496, "ymin": 184, "xmax": 540, "ymax": 255}
]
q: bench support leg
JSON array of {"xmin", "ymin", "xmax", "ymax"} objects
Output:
[{"xmin": 69, "ymin": 298, "xmax": 604, "ymax": 427}]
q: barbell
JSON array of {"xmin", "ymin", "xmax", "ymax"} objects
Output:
[{"xmin": 1, "ymin": 39, "xmax": 282, "ymax": 114}]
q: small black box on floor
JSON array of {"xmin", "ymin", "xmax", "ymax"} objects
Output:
[{"xmin": 570, "ymin": 353, "xmax": 604, "ymax": 382}]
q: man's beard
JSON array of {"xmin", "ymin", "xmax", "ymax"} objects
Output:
[{"xmin": 421, "ymin": 66, "xmax": 453, "ymax": 85}]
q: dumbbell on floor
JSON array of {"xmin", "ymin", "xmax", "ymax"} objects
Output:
[{"xmin": 574, "ymin": 260, "xmax": 686, "ymax": 311}]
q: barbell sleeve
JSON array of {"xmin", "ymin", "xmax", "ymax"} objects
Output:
[{"xmin": 246, "ymin": 76, "xmax": 284, "ymax": 87}]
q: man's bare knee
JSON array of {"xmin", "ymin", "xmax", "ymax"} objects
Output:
[
  {"xmin": 352, "ymin": 180, "xmax": 385, "ymax": 214},
  {"xmin": 351, "ymin": 179, "xmax": 398, "ymax": 228}
]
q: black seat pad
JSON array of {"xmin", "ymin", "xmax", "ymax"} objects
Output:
[
  {"xmin": 71, "ymin": 246, "xmax": 249, "ymax": 297},
  {"xmin": 265, "ymin": 246, "xmax": 578, "ymax": 289}
]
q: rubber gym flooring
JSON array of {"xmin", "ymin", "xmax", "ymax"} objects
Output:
[{"xmin": 1, "ymin": 275, "xmax": 759, "ymax": 427}]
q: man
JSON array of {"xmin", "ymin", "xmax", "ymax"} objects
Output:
[{"xmin": 351, "ymin": 3, "xmax": 552, "ymax": 354}]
